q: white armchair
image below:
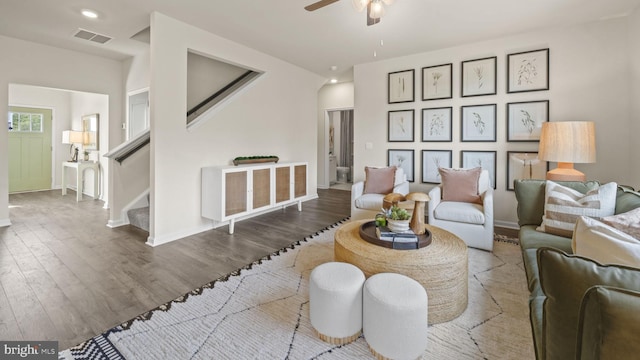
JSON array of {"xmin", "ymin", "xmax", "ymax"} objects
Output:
[
  {"xmin": 351, "ymin": 167, "xmax": 409, "ymax": 221},
  {"xmin": 428, "ymin": 169, "xmax": 494, "ymax": 251}
]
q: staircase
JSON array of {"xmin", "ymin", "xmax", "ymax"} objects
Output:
[{"xmin": 128, "ymin": 206, "xmax": 149, "ymax": 232}]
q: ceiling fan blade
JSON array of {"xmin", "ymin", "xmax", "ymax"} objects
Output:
[
  {"xmin": 304, "ymin": 0, "xmax": 340, "ymax": 11},
  {"xmin": 366, "ymin": 2, "xmax": 381, "ymax": 26}
]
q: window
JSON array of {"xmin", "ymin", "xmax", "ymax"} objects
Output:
[{"xmin": 8, "ymin": 112, "xmax": 43, "ymax": 132}]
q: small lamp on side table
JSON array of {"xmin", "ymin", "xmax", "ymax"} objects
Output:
[
  {"xmin": 62, "ymin": 130, "xmax": 83, "ymax": 162},
  {"xmin": 538, "ymin": 121, "xmax": 596, "ymax": 181}
]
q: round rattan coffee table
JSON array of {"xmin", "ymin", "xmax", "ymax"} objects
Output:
[{"xmin": 334, "ymin": 220, "xmax": 468, "ymax": 324}]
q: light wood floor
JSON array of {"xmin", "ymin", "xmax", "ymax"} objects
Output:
[{"xmin": 1, "ymin": 189, "xmax": 351, "ymax": 349}]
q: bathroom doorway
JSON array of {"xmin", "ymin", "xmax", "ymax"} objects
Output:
[{"xmin": 328, "ymin": 109, "xmax": 353, "ymax": 190}]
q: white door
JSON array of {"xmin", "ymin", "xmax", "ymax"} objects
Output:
[{"xmin": 128, "ymin": 90, "xmax": 149, "ymax": 140}]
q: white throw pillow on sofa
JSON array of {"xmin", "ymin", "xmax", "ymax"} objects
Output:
[{"xmin": 572, "ymin": 216, "xmax": 640, "ymax": 268}]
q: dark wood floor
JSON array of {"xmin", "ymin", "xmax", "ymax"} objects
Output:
[
  {"xmin": 1, "ymin": 188, "xmax": 517, "ymax": 349},
  {"xmin": 1, "ymin": 188, "xmax": 351, "ymax": 349}
]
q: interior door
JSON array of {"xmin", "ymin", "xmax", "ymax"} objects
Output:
[
  {"xmin": 8, "ymin": 106, "xmax": 53, "ymax": 193},
  {"xmin": 128, "ymin": 90, "xmax": 149, "ymax": 140}
]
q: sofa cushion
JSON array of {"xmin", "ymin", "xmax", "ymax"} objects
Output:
[
  {"xmin": 572, "ymin": 216, "xmax": 640, "ymax": 267},
  {"xmin": 615, "ymin": 186, "xmax": 640, "ymax": 214},
  {"xmin": 354, "ymin": 193, "xmax": 385, "ymax": 211},
  {"xmin": 537, "ymin": 181, "xmax": 617, "ymax": 238},
  {"xmin": 363, "ymin": 166, "xmax": 396, "ymax": 194},
  {"xmin": 537, "ymin": 247, "xmax": 640, "ymax": 360},
  {"xmin": 519, "ymin": 225, "xmax": 573, "ymax": 253},
  {"xmin": 576, "ymin": 286, "xmax": 640, "ymax": 360},
  {"xmin": 514, "ymin": 179, "xmax": 601, "ymax": 227},
  {"xmin": 523, "ymin": 248, "xmax": 543, "ymax": 296},
  {"xmin": 433, "ymin": 201, "xmax": 485, "ymax": 225},
  {"xmin": 529, "ymin": 296, "xmax": 545, "ymax": 360},
  {"xmin": 439, "ymin": 167, "xmax": 482, "ymax": 204},
  {"xmin": 601, "ymin": 207, "xmax": 640, "ymax": 239}
]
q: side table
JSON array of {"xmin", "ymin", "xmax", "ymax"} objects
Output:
[{"xmin": 62, "ymin": 161, "xmax": 99, "ymax": 201}]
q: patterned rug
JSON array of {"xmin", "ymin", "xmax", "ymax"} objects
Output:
[{"xmin": 59, "ymin": 221, "xmax": 533, "ymax": 359}]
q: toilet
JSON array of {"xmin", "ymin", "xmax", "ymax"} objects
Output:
[{"xmin": 337, "ymin": 167, "xmax": 350, "ymax": 183}]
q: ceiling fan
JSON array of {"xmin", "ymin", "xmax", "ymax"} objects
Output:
[{"xmin": 304, "ymin": 0, "xmax": 394, "ymax": 26}]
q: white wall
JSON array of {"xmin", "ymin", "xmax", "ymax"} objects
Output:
[
  {"xmin": 70, "ymin": 92, "xmax": 109, "ymax": 203},
  {"xmin": 0, "ymin": 35, "xmax": 123, "ymax": 227},
  {"xmin": 148, "ymin": 13, "xmax": 324, "ymax": 245},
  {"xmin": 354, "ymin": 17, "xmax": 634, "ymax": 226},
  {"xmin": 629, "ymin": 8, "xmax": 640, "ymax": 190},
  {"xmin": 317, "ymin": 82, "xmax": 355, "ymax": 188}
]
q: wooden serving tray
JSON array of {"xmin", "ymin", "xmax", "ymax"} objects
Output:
[{"xmin": 359, "ymin": 221, "xmax": 432, "ymax": 250}]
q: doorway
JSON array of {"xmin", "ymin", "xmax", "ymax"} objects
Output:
[
  {"xmin": 127, "ymin": 88, "xmax": 149, "ymax": 140},
  {"xmin": 328, "ymin": 109, "xmax": 353, "ymax": 190},
  {"xmin": 8, "ymin": 106, "xmax": 53, "ymax": 193}
]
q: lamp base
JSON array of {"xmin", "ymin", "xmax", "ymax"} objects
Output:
[{"xmin": 546, "ymin": 162, "xmax": 586, "ymax": 181}]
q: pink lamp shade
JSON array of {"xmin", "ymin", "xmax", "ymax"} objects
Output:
[{"xmin": 538, "ymin": 121, "xmax": 596, "ymax": 181}]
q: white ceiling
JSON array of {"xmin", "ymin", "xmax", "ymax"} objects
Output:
[{"xmin": 1, "ymin": 0, "xmax": 638, "ymax": 83}]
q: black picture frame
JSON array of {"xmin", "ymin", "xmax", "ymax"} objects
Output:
[
  {"xmin": 507, "ymin": 48, "xmax": 550, "ymax": 93},
  {"xmin": 422, "ymin": 150, "xmax": 452, "ymax": 184},
  {"xmin": 422, "ymin": 63, "xmax": 453, "ymax": 101},
  {"xmin": 461, "ymin": 150, "xmax": 497, "ymax": 189},
  {"xmin": 461, "ymin": 56, "xmax": 497, "ymax": 97},
  {"xmin": 388, "ymin": 149, "xmax": 415, "ymax": 182},
  {"xmin": 506, "ymin": 151, "xmax": 549, "ymax": 191},
  {"xmin": 388, "ymin": 110, "xmax": 415, "ymax": 142},
  {"xmin": 388, "ymin": 69, "xmax": 415, "ymax": 104},
  {"xmin": 421, "ymin": 107, "xmax": 452, "ymax": 142},
  {"xmin": 507, "ymin": 100, "xmax": 549, "ymax": 142},
  {"xmin": 460, "ymin": 104, "xmax": 497, "ymax": 142}
]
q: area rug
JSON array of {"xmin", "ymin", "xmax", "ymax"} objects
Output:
[{"xmin": 59, "ymin": 221, "xmax": 534, "ymax": 359}]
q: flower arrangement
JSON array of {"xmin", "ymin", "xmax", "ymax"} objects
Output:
[{"xmin": 384, "ymin": 205, "xmax": 411, "ymax": 221}]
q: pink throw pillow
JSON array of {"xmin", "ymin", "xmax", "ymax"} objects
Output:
[
  {"xmin": 439, "ymin": 167, "xmax": 482, "ymax": 204},
  {"xmin": 363, "ymin": 167, "xmax": 396, "ymax": 194},
  {"xmin": 600, "ymin": 207, "xmax": 640, "ymax": 239}
]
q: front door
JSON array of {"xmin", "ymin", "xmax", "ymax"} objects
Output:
[{"xmin": 8, "ymin": 106, "xmax": 53, "ymax": 193}]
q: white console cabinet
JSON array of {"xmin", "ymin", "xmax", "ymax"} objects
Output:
[{"xmin": 202, "ymin": 162, "xmax": 307, "ymax": 234}]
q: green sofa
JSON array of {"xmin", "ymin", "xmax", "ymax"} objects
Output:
[{"xmin": 514, "ymin": 179, "xmax": 640, "ymax": 360}]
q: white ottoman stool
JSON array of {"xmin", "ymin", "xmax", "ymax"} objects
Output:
[
  {"xmin": 309, "ymin": 262, "xmax": 365, "ymax": 345},
  {"xmin": 363, "ymin": 273, "xmax": 428, "ymax": 360}
]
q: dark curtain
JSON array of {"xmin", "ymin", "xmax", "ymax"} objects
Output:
[{"xmin": 340, "ymin": 110, "xmax": 354, "ymax": 181}]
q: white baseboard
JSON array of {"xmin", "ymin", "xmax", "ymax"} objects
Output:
[
  {"xmin": 146, "ymin": 194, "xmax": 320, "ymax": 247},
  {"xmin": 495, "ymin": 220, "xmax": 519, "ymax": 230},
  {"xmin": 107, "ymin": 219, "xmax": 128, "ymax": 228},
  {"xmin": 146, "ymin": 223, "xmax": 214, "ymax": 247},
  {"xmin": 0, "ymin": 218, "xmax": 11, "ymax": 227}
]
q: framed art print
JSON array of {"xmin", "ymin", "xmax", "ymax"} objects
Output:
[
  {"xmin": 506, "ymin": 151, "xmax": 548, "ymax": 190},
  {"xmin": 421, "ymin": 107, "xmax": 452, "ymax": 142},
  {"xmin": 507, "ymin": 100, "xmax": 549, "ymax": 141},
  {"xmin": 422, "ymin": 63, "xmax": 452, "ymax": 100},
  {"xmin": 388, "ymin": 110, "xmax": 414, "ymax": 142},
  {"xmin": 461, "ymin": 104, "xmax": 496, "ymax": 142},
  {"xmin": 422, "ymin": 150, "xmax": 452, "ymax": 184},
  {"xmin": 507, "ymin": 48, "xmax": 549, "ymax": 93},
  {"xmin": 461, "ymin": 56, "xmax": 497, "ymax": 97},
  {"xmin": 388, "ymin": 149, "xmax": 415, "ymax": 182},
  {"xmin": 388, "ymin": 69, "xmax": 415, "ymax": 103},
  {"xmin": 461, "ymin": 150, "xmax": 497, "ymax": 189}
]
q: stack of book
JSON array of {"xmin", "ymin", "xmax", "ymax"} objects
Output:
[{"xmin": 375, "ymin": 226, "xmax": 419, "ymax": 250}]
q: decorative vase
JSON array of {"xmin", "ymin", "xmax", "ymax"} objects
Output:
[{"xmin": 387, "ymin": 219, "xmax": 410, "ymax": 233}]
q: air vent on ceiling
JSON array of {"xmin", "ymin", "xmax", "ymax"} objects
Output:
[{"xmin": 73, "ymin": 28, "xmax": 112, "ymax": 44}]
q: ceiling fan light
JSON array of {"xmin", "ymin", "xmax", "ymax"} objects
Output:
[
  {"xmin": 369, "ymin": 1, "xmax": 385, "ymax": 19},
  {"xmin": 352, "ymin": 0, "xmax": 369, "ymax": 12}
]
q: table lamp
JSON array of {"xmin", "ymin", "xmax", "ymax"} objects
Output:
[
  {"xmin": 62, "ymin": 130, "xmax": 83, "ymax": 162},
  {"xmin": 538, "ymin": 121, "xmax": 596, "ymax": 181}
]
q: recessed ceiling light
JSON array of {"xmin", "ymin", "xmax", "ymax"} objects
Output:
[
  {"xmin": 330, "ymin": 65, "xmax": 338, "ymax": 71},
  {"xmin": 330, "ymin": 78, "xmax": 338, "ymax": 84},
  {"xmin": 81, "ymin": 9, "xmax": 98, "ymax": 19}
]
